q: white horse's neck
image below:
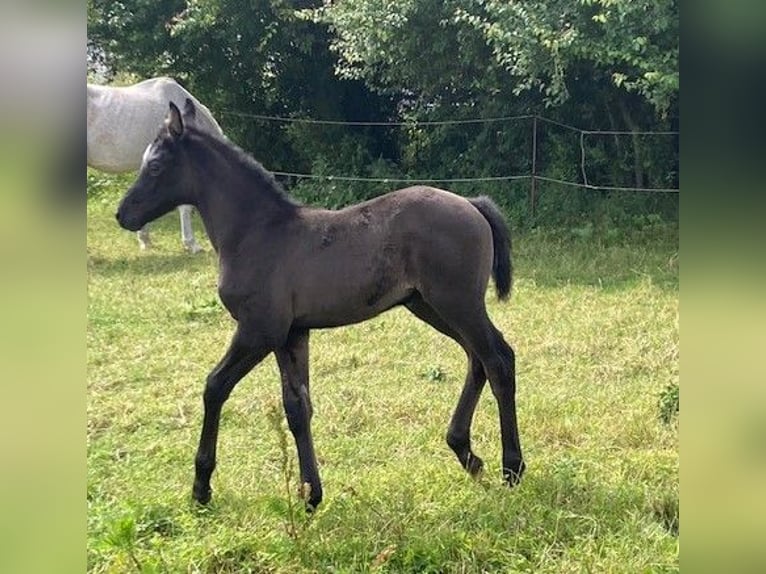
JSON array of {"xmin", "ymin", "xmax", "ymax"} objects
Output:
[{"xmin": 87, "ymin": 78, "xmax": 222, "ymax": 173}]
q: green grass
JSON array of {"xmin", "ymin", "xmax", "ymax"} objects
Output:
[{"xmin": 87, "ymin": 173, "xmax": 678, "ymax": 573}]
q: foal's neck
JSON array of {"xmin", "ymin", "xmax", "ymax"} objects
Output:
[{"xmin": 188, "ymin": 133, "xmax": 297, "ymax": 252}]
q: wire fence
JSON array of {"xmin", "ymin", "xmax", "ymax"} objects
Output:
[{"xmin": 217, "ymin": 110, "xmax": 679, "ymax": 216}]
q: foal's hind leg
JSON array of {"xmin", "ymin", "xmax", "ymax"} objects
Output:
[
  {"xmin": 193, "ymin": 327, "xmax": 271, "ymax": 504},
  {"xmin": 420, "ymin": 296, "xmax": 525, "ymax": 486},
  {"xmin": 275, "ymin": 329, "xmax": 323, "ymax": 511},
  {"xmin": 405, "ymin": 296, "xmax": 487, "ymax": 477},
  {"xmin": 481, "ymin": 326, "xmax": 525, "ymax": 485},
  {"xmin": 447, "ymin": 356, "xmax": 487, "ymax": 476}
]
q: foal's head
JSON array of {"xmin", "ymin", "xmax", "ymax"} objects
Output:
[{"xmin": 116, "ymin": 99, "xmax": 200, "ymax": 232}]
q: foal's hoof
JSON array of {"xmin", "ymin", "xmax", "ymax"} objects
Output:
[
  {"xmin": 305, "ymin": 500, "xmax": 320, "ymax": 514},
  {"xmin": 301, "ymin": 482, "xmax": 323, "ymax": 513},
  {"xmin": 193, "ymin": 484, "xmax": 212, "ymax": 505},
  {"xmin": 466, "ymin": 454, "xmax": 485, "ymax": 477},
  {"xmin": 503, "ymin": 460, "xmax": 526, "ymax": 487},
  {"xmin": 305, "ymin": 494, "xmax": 323, "ymax": 513}
]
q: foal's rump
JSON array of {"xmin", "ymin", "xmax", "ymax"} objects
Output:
[{"xmin": 390, "ymin": 186, "xmax": 498, "ymax": 299}]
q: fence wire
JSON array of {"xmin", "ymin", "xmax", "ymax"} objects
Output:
[{"xmin": 218, "ymin": 110, "xmax": 679, "ymax": 194}]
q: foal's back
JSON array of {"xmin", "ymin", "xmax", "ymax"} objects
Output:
[
  {"xmin": 87, "ymin": 77, "xmax": 222, "ymax": 173},
  {"xmin": 275, "ymin": 187, "xmax": 496, "ymax": 329}
]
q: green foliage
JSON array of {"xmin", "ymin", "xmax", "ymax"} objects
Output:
[
  {"xmin": 87, "ymin": 0, "xmax": 678, "ymax": 230},
  {"xmin": 454, "ymin": 0, "xmax": 678, "ymax": 116},
  {"xmin": 266, "ymin": 402, "xmax": 315, "ymax": 542},
  {"xmin": 182, "ymin": 297, "xmax": 222, "ymax": 322},
  {"xmin": 649, "ymin": 488, "xmax": 679, "ymax": 536},
  {"xmin": 312, "ymin": 0, "xmax": 497, "ymax": 102},
  {"xmin": 422, "ymin": 365, "xmax": 447, "ymax": 383},
  {"xmin": 659, "ymin": 381, "xmax": 679, "ymax": 425},
  {"xmin": 291, "ymin": 163, "xmax": 401, "ymax": 209},
  {"xmin": 312, "ymin": 0, "xmax": 678, "ymax": 226},
  {"xmin": 316, "ymin": 0, "xmax": 677, "ymax": 115}
]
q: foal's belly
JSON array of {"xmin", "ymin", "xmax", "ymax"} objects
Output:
[{"xmin": 292, "ymin": 283, "xmax": 414, "ymax": 329}]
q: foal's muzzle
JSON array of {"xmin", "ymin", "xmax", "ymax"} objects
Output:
[{"xmin": 115, "ymin": 207, "xmax": 142, "ymax": 232}]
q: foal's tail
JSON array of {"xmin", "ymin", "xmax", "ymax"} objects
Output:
[{"xmin": 468, "ymin": 196, "xmax": 513, "ymax": 300}]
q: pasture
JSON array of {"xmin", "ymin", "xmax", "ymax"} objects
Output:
[{"xmin": 87, "ymin": 173, "xmax": 678, "ymax": 573}]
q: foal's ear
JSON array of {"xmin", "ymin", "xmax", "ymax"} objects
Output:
[
  {"xmin": 166, "ymin": 101, "xmax": 184, "ymax": 138},
  {"xmin": 183, "ymin": 98, "xmax": 197, "ymax": 121}
]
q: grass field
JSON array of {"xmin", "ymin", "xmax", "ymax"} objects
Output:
[{"xmin": 87, "ymin": 174, "xmax": 678, "ymax": 573}]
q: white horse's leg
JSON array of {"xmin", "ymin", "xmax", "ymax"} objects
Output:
[
  {"xmin": 179, "ymin": 205, "xmax": 203, "ymax": 253},
  {"xmin": 137, "ymin": 226, "xmax": 152, "ymax": 250}
]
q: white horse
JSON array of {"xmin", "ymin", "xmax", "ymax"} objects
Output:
[{"xmin": 87, "ymin": 77, "xmax": 224, "ymax": 252}]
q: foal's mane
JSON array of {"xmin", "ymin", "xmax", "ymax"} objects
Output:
[{"xmin": 186, "ymin": 125, "xmax": 299, "ymax": 209}]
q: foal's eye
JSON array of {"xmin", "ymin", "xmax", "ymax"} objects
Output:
[{"xmin": 148, "ymin": 161, "xmax": 163, "ymax": 176}]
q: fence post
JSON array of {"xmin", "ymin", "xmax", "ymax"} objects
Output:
[{"xmin": 530, "ymin": 115, "xmax": 538, "ymax": 220}]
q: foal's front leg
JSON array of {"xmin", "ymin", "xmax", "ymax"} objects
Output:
[
  {"xmin": 193, "ymin": 328, "xmax": 270, "ymax": 504},
  {"xmin": 275, "ymin": 329, "xmax": 323, "ymax": 511}
]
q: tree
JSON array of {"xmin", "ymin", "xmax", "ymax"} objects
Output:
[
  {"xmin": 318, "ymin": 0, "xmax": 678, "ymax": 118},
  {"xmin": 88, "ymin": 0, "xmax": 678, "ymax": 225},
  {"xmin": 87, "ymin": 0, "xmax": 396, "ymax": 174}
]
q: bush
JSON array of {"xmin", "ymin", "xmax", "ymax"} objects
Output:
[{"xmin": 658, "ymin": 381, "xmax": 679, "ymax": 424}]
